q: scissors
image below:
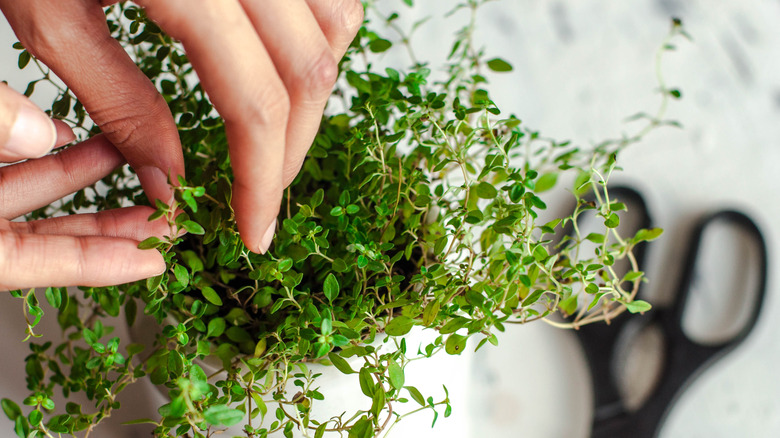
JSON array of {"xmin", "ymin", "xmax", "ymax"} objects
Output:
[{"xmin": 566, "ymin": 187, "xmax": 769, "ymax": 438}]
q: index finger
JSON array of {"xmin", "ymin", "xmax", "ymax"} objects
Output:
[
  {"xmin": 0, "ymin": 0, "xmax": 185, "ymax": 203},
  {"xmin": 137, "ymin": 0, "xmax": 288, "ymax": 253}
]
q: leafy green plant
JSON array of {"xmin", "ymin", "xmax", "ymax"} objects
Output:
[{"xmin": 3, "ymin": 2, "xmax": 687, "ymax": 437}]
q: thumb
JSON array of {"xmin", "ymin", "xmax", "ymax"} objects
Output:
[{"xmin": 0, "ymin": 83, "xmax": 57, "ymax": 162}]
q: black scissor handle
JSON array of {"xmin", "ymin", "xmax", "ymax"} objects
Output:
[
  {"xmin": 668, "ymin": 210, "xmax": 768, "ymax": 347},
  {"xmin": 592, "ymin": 209, "xmax": 768, "ymax": 438},
  {"xmin": 567, "ymin": 186, "xmax": 654, "ymax": 421}
]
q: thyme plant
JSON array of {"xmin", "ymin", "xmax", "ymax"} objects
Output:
[{"xmin": 3, "ymin": 2, "xmax": 687, "ymax": 437}]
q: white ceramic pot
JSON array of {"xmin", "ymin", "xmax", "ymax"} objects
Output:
[{"xmin": 127, "ymin": 312, "xmax": 470, "ymax": 437}]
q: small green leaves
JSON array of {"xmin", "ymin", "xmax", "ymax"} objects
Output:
[
  {"xmin": 328, "ymin": 353, "xmax": 356, "ymax": 374},
  {"xmin": 535, "ymin": 173, "xmax": 558, "ymax": 192},
  {"xmin": 486, "ymin": 57, "xmax": 513, "ymax": 72},
  {"xmin": 324, "ymin": 274, "xmax": 339, "ymax": 303},
  {"xmin": 204, "ymin": 405, "xmax": 244, "ymax": 427},
  {"xmin": 624, "ymin": 300, "xmax": 652, "ymax": 314},
  {"xmin": 207, "ymin": 317, "xmax": 226, "ymax": 338},
  {"xmin": 7, "ymin": 4, "xmax": 681, "ymax": 437},
  {"xmin": 137, "ymin": 236, "xmax": 162, "ymax": 250},
  {"xmin": 369, "ymin": 38, "xmax": 392, "ymax": 53},
  {"xmin": 632, "ymin": 228, "xmax": 664, "ymax": 243},
  {"xmin": 18, "ymin": 50, "xmax": 30, "ymax": 69},
  {"xmin": 181, "ymin": 220, "xmax": 205, "ymax": 235},
  {"xmin": 475, "ymin": 182, "xmax": 498, "ymax": 199},
  {"xmin": 201, "ymin": 287, "xmax": 222, "ymax": 306},
  {"xmin": 604, "ymin": 213, "xmax": 620, "ymax": 228},
  {"xmin": 388, "ymin": 360, "xmax": 405, "ymax": 389},
  {"xmin": 1, "ymin": 399, "xmax": 22, "ymax": 421},
  {"xmin": 445, "ymin": 334, "xmax": 468, "ymax": 355},
  {"xmin": 385, "ymin": 316, "xmax": 414, "ymax": 336}
]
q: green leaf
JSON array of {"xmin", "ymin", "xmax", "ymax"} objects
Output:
[
  {"xmin": 44, "ymin": 287, "xmax": 61, "ymax": 309},
  {"xmin": 359, "ymin": 368, "xmax": 375, "ymax": 397},
  {"xmin": 584, "ymin": 233, "xmax": 605, "ymax": 244},
  {"xmin": 137, "ymin": 236, "xmax": 161, "ymax": 250},
  {"xmin": 475, "ymin": 182, "xmax": 498, "ymax": 199},
  {"xmin": 604, "ymin": 213, "xmax": 620, "ymax": 228},
  {"xmin": 173, "ymin": 264, "xmax": 189, "ymax": 288},
  {"xmin": 624, "ymin": 300, "xmax": 652, "ymax": 314},
  {"xmin": 348, "ymin": 416, "xmax": 373, "ymax": 438},
  {"xmin": 559, "ymin": 294, "xmax": 578, "ymax": 315},
  {"xmin": 535, "ymin": 173, "xmax": 558, "ymax": 192},
  {"xmin": 23, "ymin": 81, "xmax": 35, "ymax": 97},
  {"xmin": 486, "ymin": 57, "xmax": 513, "ymax": 72},
  {"xmin": 311, "ymin": 188, "xmax": 324, "ymax": 208},
  {"xmin": 422, "ymin": 300, "xmax": 440, "ymax": 327},
  {"xmin": 201, "ymin": 287, "xmax": 223, "ymax": 306},
  {"xmin": 633, "ymin": 228, "xmax": 663, "ymax": 243},
  {"xmin": 28, "ymin": 410, "xmax": 42, "ymax": 426},
  {"xmin": 623, "ymin": 271, "xmax": 645, "ymax": 282},
  {"xmin": 328, "ymin": 353, "xmax": 356, "ymax": 374},
  {"xmin": 445, "ymin": 334, "xmax": 468, "ymax": 355},
  {"xmin": 18, "ymin": 50, "xmax": 30, "ymax": 69},
  {"xmin": 323, "ymin": 273, "xmax": 339, "ymax": 303},
  {"xmin": 180, "ymin": 250, "xmax": 204, "ymax": 273},
  {"xmin": 384, "ymin": 316, "xmax": 414, "ymax": 336},
  {"xmin": 204, "ymin": 405, "xmax": 244, "ymax": 427},
  {"xmin": 321, "ymin": 317, "xmax": 333, "ymax": 335},
  {"xmin": 182, "ymin": 220, "xmax": 205, "ymax": 235},
  {"xmin": 371, "ymin": 385, "xmax": 386, "ymax": 417},
  {"xmin": 405, "ymin": 386, "xmax": 425, "ymax": 406},
  {"xmin": 369, "ymin": 38, "xmax": 392, "ymax": 53},
  {"xmin": 1, "ymin": 399, "xmax": 22, "ymax": 421},
  {"xmin": 207, "ymin": 317, "xmax": 226, "ymax": 338},
  {"xmin": 388, "ymin": 360, "xmax": 405, "ymax": 389}
]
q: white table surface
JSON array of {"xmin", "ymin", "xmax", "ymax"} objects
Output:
[{"xmin": 2, "ymin": 1, "xmax": 780, "ymax": 437}]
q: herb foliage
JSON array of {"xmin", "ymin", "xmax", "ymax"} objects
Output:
[{"xmin": 4, "ymin": 2, "xmax": 687, "ymax": 437}]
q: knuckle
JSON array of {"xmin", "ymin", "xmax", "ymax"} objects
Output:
[
  {"xmin": 14, "ymin": 4, "xmax": 108, "ymax": 61},
  {"xmin": 240, "ymin": 84, "xmax": 291, "ymax": 127},
  {"xmin": 294, "ymin": 49, "xmax": 338, "ymax": 100},
  {"xmin": 95, "ymin": 91, "xmax": 172, "ymax": 148}
]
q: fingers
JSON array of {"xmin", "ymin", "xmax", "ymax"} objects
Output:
[
  {"xmin": 305, "ymin": 0, "xmax": 364, "ymax": 58},
  {"xmin": 0, "ymin": 83, "xmax": 56, "ymax": 162},
  {"xmin": 137, "ymin": 0, "xmax": 287, "ymax": 253},
  {"xmin": 0, "ymin": 135, "xmax": 125, "ymax": 220},
  {"xmin": 52, "ymin": 119, "xmax": 77, "ymax": 148},
  {"xmin": 136, "ymin": 0, "xmax": 361, "ymax": 253},
  {"xmin": 0, "ymin": 0, "xmax": 184, "ymax": 204},
  {"xmin": 0, "ymin": 231, "xmax": 165, "ymax": 291},
  {"xmin": 8, "ymin": 206, "xmax": 171, "ymax": 241},
  {"xmin": 238, "ymin": 0, "xmax": 339, "ymax": 187}
]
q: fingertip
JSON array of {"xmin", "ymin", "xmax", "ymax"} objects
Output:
[
  {"xmin": 136, "ymin": 166, "xmax": 176, "ymax": 206},
  {"xmin": 1, "ymin": 104, "xmax": 56, "ymax": 161},
  {"xmin": 149, "ymin": 250, "xmax": 167, "ymax": 277},
  {"xmin": 257, "ymin": 218, "xmax": 278, "ymax": 254},
  {"xmin": 52, "ymin": 119, "xmax": 77, "ymax": 148}
]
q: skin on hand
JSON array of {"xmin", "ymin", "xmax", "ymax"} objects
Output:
[
  {"xmin": 0, "ymin": 132, "xmax": 168, "ymax": 291},
  {"xmin": 0, "ymin": 0, "xmax": 363, "ymax": 254}
]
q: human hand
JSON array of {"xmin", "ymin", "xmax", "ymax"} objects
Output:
[
  {"xmin": 1, "ymin": 0, "xmax": 363, "ymax": 254},
  {"xmin": 0, "ymin": 84, "xmax": 167, "ymax": 291}
]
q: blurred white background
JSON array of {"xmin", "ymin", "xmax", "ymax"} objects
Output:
[{"xmin": 2, "ymin": 1, "xmax": 780, "ymax": 437}]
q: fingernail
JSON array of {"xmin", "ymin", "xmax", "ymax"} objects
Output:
[
  {"xmin": 136, "ymin": 166, "xmax": 174, "ymax": 205},
  {"xmin": 4, "ymin": 105, "xmax": 56, "ymax": 159},
  {"xmin": 258, "ymin": 219, "xmax": 277, "ymax": 254}
]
